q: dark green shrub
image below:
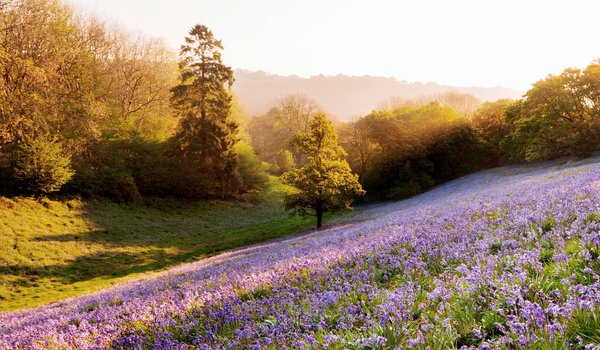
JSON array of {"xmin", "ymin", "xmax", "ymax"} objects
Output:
[{"xmin": 70, "ymin": 138, "xmax": 170, "ymax": 202}]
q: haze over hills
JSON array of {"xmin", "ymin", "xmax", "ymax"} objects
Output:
[{"xmin": 232, "ymin": 69, "xmax": 524, "ymax": 120}]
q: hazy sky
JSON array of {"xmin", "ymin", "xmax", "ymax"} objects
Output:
[{"xmin": 68, "ymin": 0, "xmax": 600, "ymax": 90}]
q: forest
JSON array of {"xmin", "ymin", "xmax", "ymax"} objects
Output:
[{"xmin": 2, "ymin": 0, "xmax": 600, "ymax": 207}]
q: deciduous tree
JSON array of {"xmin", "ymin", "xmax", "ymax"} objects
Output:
[
  {"xmin": 282, "ymin": 113, "xmax": 364, "ymax": 228},
  {"xmin": 248, "ymin": 93, "xmax": 322, "ymax": 168},
  {"xmin": 503, "ymin": 61, "xmax": 600, "ymax": 161}
]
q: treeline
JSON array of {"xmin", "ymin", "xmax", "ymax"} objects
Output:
[
  {"xmin": 2, "ymin": 0, "xmax": 600, "ymax": 204},
  {"xmin": 360, "ymin": 60, "xmax": 600, "ymax": 199},
  {"xmin": 0, "ymin": 0, "xmax": 267, "ymax": 200},
  {"xmin": 248, "ymin": 60, "xmax": 600, "ymax": 201},
  {"xmin": 501, "ymin": 63, "xmax": 600, "ymax": 161},
  {"xmin": 338, "ymin": 103, "xmax": 488, "ymax": 199},
  {"xmin": 248, "ymin": 98, "xmax": 489, "ymax": 201}
]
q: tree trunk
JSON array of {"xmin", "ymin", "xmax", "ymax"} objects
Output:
[{"xmin": 316, "ymin": 207, "xmax": 323, "ymax": 229}]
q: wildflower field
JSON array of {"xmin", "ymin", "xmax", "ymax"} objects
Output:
[{"xmin": 2, "ymin": 160, "xmax": 600, "ymax": 349}]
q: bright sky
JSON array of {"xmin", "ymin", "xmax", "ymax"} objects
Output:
[{"xmin": 68, "ymin": 0, "xmax": 600, "ymax": 90}]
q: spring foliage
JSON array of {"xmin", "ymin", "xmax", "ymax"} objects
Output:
[
  {"xmin": 3, "ymin": 0, "xmax": 600, "ymax": 205},
  {"xmin": 14, "ymin": 137, "xmax": 74, "ymax": 194},
  {"xmin": 502, "ymin": 60, "xmax": 600, "ymax": 161},
  {"xmin": 0, "ymin": 0, "xmax": 269, "ymax": 201},
  {"xmin": 282, "ymin": 113, "xmax": 364, "ymax": 228}
]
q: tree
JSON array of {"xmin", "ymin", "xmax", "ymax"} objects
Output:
[
  {"xmin": 235, "ymin": 141, "xmax": 268, "ymax": 192},
  {"xmin": 248, "ymin": 93, "xmax": 322, "ymax": 168},
  {"xmin": 170, "ymin": 24, "xmax": 240, "ymax": 198},
  {"xmin": 472, "ymin": 99, "xmax": 514, "ymax": 164},
  {"xmin": 282, "ymin": 113, "xmax": 365, "ymax": 228},
  {"xmin": 97, "ymin": 29, "xmax": 177, "ymax": 141},
  {"xmin": 340, "ymin": 102, "xmax": 486, "ymax": 200},
  {"xmin": 377, "ymin": 92, "xmax": 480, "ymax": 118},
  {"xmin": 277, "ymin": 93, "xmax": 321, "ymax": 134},
  {"xmin": 0, "ymin": 0, "xmax": 99, "ymax": 148},
  {"xmin": 502, "ymin": 61, "xmax": 600, "ymax": 161}
]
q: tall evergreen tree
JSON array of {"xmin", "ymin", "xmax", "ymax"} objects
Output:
[
  {"xmin": 282, "ymin": 113, "xmax": 365, "ymax": 228},
  {"xmin": 171, "ymin": 24, "xmax": 240, "ymax": 198}
]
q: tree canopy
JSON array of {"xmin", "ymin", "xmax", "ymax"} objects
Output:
[
  {"xmin": 503, "ymin": 61, "xmax": 600, "ymax": 161},
  {"xmin": 338, "ymin": 102, "xmax": 488, "ymax": 199},
  {"xmin": 0, "ymin": 1, "xmax": 269, "ymax": 201},
  {"xmin": 2, "ymin": 0, "xmax": 600, "ymax": 207},
  {"xmin": 248, "ymin": 93, "xmax": 322, "ymax": 170},
  {"xmin": 170, "ymin": 24, "xmax": 240, "ymax": 198},
  {"xmin": 282, "ymin": 113, "xmax": 364, "ymax": 228}
]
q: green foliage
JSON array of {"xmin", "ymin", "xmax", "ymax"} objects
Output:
[
  {"xmin": 503, "ymin": 61, "xmax": 600, "ymax": 161},
  {"xmin": 170, "ymin": 24, "xmax": 241, "ymax": 198},
  {"xmin": 275, "ymin": 150, "xmax": 295, "ymax": 174},
  {"xmin": 342, "ymin": 103, "xmax": 487, "ymax": 200},
  {"xmin": 489, "ymin": 243, "xmax": 502, "ymax": 255},
  {"xmin": 282, "ymin": 113, "xmax": 365, "ymax": 228},
  {"xmin": 70, "ymin": 138, "xmax": 172, "ymax": 202},
  {"xmin": 472, "ymin": 99, "xmax": 514, "ymax": 164},
  {"xmin": 4, "ymin": 0, "xmax": 600, "ymax": 205},
  {"xmin": 566, "ymin": 310, "xmax": 600, "ymax": 345},
  {"xmin": 0, "ymin": 0, "xmax": 180, "ymax": 199},
  {"xmin": 236, "ymin": 285, "xmax": 272, "ymax": 302},
  {"xmin": 229, "ymin": 95, "xmax": 252, "ymax": 144},
  {"xmin": 13, "ymin": 137, "xmax": 74, "ymax": 194},
  {"xmin": 235, "ymin": 142, "xmax": 269, "ymax": 192},
  {"xmin": 335, "ymin": 60, "xmax": 600, "ymax": 200},
  {"xmin": 0, "ymin": 0, "xmax": 94, "ymax": 147},
  {"xmin": 427, "ymin": 122, "xmax": 487, "ymax": 181},
  {"xmin": 248, "ymin": 93, "xmax": 321, "ymax": 167},
  {"xmin": 540, "ymin": 216, "xmax": 557, "ymax": 233}
]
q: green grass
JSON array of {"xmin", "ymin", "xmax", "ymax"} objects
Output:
[{"xmin": 0, "ymin": 177, "xmax": 352, "ymax": 312}]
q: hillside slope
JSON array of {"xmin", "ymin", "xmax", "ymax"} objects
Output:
[
  {"xmin": 0, "ymin": 178, "xmax": 350, "ymax": 312},
  {"xmin": 2, "ymin": 158, "xmax": 600, "ymax": 349}
]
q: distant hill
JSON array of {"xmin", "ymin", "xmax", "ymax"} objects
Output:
[{"xmin": 232, "ymin": 69, "xmax": 524, "ymax": 120}]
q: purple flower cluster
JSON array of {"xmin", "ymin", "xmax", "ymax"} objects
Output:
[{"xmin": 2, "ymin": 161, "xmax": 600, "ymax": 349}]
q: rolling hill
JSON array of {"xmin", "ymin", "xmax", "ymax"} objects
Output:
[{"xmin": 232, "ymin": 69, "xmax": 524, "ymax": 119}]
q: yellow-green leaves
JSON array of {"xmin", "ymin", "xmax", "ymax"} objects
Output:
[
  {"xmin": 282, "ymin": 113, "xmax": 364, "ymax": 228},
  {"xmin": 14, "ymin": 137, "xmax": 74, "ymax": 194}
]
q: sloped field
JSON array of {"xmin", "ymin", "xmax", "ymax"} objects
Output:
[{"xmin": 2, "ymin": 159, "xmax": 600, "ymax": 349}]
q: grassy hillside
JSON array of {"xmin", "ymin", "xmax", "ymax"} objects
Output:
[
  {"xmin": 0, "ymin": 177, "xmax": 349, "ymax": 311},
  {"xmin": 4, "ymin": 159, "xmax": 599, "ymax": 349}
]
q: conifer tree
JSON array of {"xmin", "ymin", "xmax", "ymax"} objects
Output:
[
  {"xmin": 171, "ymin": 24, "xmax": 240, "ymax": 198},
  {"xmin": 282, "ymin": 113, "xmax": 365, "ymax": 228}
]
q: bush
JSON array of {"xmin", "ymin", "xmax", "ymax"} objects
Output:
[
  {"xmin": 13, "ymin": 137, "xmax": 74, "ymax": 194},
  {"xmin": 235, "ymin": 142, "xmax": 269, "ymax": 192}
]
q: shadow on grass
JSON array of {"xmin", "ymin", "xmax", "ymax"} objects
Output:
[
  {"xmin": 18, "ymin": 200, "xmax": 313, "ymax": 280},
  {"xmin": 0, "ymin": 196, "xmax": 350, "ymax": 311},
  {"xmin": 0, "ymin": 249, "xmax": 171, "ymax": 286}
]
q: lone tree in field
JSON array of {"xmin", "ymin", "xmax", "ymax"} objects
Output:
[
  {"xmin": 171, "ymin": 24, "xmax": 239, "ymax": 198},
  {"xmin": 282, "ymin": 113, "xmax": 365, "ymax": 228}
]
